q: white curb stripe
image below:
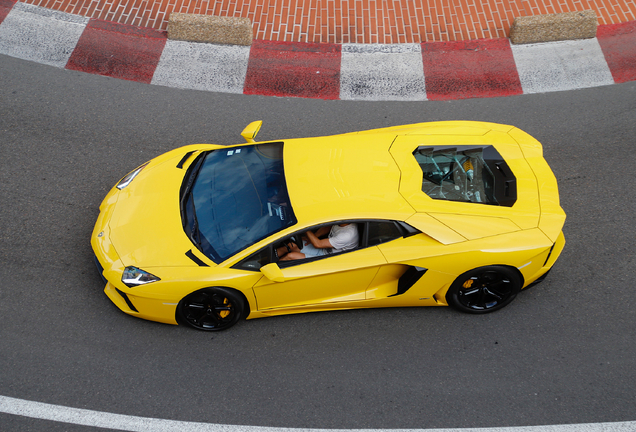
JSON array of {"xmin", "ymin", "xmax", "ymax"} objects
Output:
[
  {"xmin": 340, "ymin": 43, "xmax": 427, "ymax": 101},
  {"xmin": 152, "ymin": 39, "xmax": 251, "ymax": 94},
  {"xmin": 511, "ymin": 38, "xmax": 615, "ymax": 94},
  {"xmin": 1, "ymin": 395, "xmax": 636, "ymax": 432},
  {"xmin": 0, "ymin": 3, "xmax": 89, "ymax": 67}
]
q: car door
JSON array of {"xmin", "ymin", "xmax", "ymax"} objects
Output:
[{"xmin": 252, "ymin": 245, "xmax": 387, "ymax": 310}]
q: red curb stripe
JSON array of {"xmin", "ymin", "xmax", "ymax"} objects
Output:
[
  {"xmin": 66, "ymin": 19, "xmax": 166, "ymax": 84},
  {"xmin": 421, "ymin": 38, "xmax": 523, "ymax": 101},
  {"xmin": 243, "ymin": 40, "xmax": 342, "ymax": 100},
  {"xmin": 0, "ymin": 0, "xmax": 17, "ymax": 25},
  {"xmin": 597, "ymin": 21, "xmax": 636, "ymax": 84}
]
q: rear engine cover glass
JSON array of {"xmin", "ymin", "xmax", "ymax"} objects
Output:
[{"xmin": 413, "ymin": 145, "xmax": 517, "ymax": 206}]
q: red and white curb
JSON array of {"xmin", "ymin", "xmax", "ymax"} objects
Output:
[
  {"xmin": 2, "ymin": 395, "xmax": 636, "ymax": 432},
  {"xmin": 1, "ymin": 0, "xmax": 635, "ymax": 100}
]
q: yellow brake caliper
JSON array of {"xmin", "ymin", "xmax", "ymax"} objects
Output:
[{"xmin": 219, "ymin": 298, "xmax": 231, "ymax": 318}]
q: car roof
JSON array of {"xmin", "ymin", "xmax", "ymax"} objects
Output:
[{"xmin": 283, "ymin": 132, "xmax": 414, "ymax": 226}]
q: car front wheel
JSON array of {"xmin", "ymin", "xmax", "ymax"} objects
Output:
[
  {"xmin": 177, "ymin": 287, "xmax": 245, "ymax": 331},
  {"xmin": 446, "ymin": 266, "xmax": 522, "ymax": 314}
]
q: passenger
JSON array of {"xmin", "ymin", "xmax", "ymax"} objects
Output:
[{"xmin": 278, "ymin": 223, "xmax": 359, "ymax": 261}]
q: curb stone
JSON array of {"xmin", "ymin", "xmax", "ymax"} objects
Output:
[{"xmin": 510, "ymin": 10, "xmax": 598, "ymax": 44}]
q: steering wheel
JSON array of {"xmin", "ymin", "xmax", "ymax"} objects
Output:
[{"xmin": 289, "ymin": 235, "xmax": 303, "ymax": 250}]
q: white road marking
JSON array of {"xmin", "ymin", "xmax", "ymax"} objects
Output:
[
  {"xmin": 1, "ymin": 395, "xmax": 636, "ymax": 432},
  {"xmin": 340, "ymin": 43, "xmax": 427, "ymax": 101},
  {"xmin": 152, "ymin": 39, "xmax": 251, "ymax": 94},
  {"xmin": 511, "ymin": 38, "xmax": 614, "ymax": 94},
  {"xmin": 0, "ymin": 3, "xmax": 89, "ymax": 67}
]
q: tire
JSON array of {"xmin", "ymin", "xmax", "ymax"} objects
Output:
[
  {"xmin": 177, "ymin": 287, "xmax": 245, "ymax": 331},
  {"xmin": 446, "ymin": 266, "xmax": 522, "ymax": 314}
]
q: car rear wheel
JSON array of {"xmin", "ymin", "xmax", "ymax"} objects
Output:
[
  {"xmin": 446, "ymin": 266, "xmax": 521, "ymax": 314},
  {"xmin": 177, "ymin": 287, "xmax": 245, "ymax": 331}
]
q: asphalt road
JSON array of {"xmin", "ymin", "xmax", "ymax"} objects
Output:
[{"xmin": 1, "ymin": 53, "xmax": 635, "ymax": 431}]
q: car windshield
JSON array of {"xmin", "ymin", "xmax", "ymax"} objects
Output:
[{"xmin": 183, "ymin": 142, "xmax": 296, "ymax": 263}]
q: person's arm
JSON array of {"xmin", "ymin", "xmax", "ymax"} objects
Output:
[
  {"xmin": 314, "ymin": 226, "xmax": 331, "ymax": 238},
  {"xmin": 305, "ymin": 228, "xmax": 333, "ymax": 249}
]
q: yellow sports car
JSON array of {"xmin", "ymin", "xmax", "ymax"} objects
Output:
[{"xmin": 92, "ymin": 121, "xmax": 566, "ymax": 331}]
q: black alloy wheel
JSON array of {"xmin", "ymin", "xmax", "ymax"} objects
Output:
[
  {"xmin": 446, "ymin": 266, "xmax": 522, "ymax": 314},
  {"xmin": 177, "ymin": 287, "xmax": 245, "ymax": 331}
]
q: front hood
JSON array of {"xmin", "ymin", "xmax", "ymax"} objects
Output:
[{"xmin": 108, "ymin": 151, "xmax": 209, "ymax": 268}]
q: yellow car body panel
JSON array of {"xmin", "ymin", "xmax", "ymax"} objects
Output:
[
  {"xmin": 403, "ymin": 213, "xmax": 468, "ymax": 244},
  {"xmin": 109, "ymin": 164, "xmax": 193, "ymax": 267},
  {"xmin": 283, "ymin": 134, "xmax": 415, "ymax": 224},
  {"xmin": 348, "ymin": 120, "xmax": 514, "ymax": 137},
  {"xmin": 253, "ymin": 246, "xmax": 386, "ymax": 310},
  {"xmin": 426, "ymin": 213, "xmax": 522, "ymax": 240},
  {"xmin": 91, "ymin": 121, "xmax": 566, "ymax": 329}
]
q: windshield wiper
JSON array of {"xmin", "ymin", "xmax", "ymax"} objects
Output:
[
  {"xmin": 180, "ymin": 154, "xmax": 205, "ymax": 206},
  {"xmin": 180, "ymin": 152, "xmax": 206, "ymax": 249},
  {"xmin": 187, "ymin": 196, "xmax": 202, "ymax": 248}
]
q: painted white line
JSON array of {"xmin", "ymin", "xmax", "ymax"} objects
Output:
[
  {"xmin": 340, "ymin": 43, "xmax": 427, "ymax": 101},
  {"xmin": 511, "ymin": 38, "xmax": 614, "ymax": 94},
  {"xmin": 0, "ymin": 3, "xmax": 89, "ymax": 67},
  {"xmin": 1, "ymin": 395, "xmax": 636, "ymax": 432},
  {"xmin": 152, "ymin": 39, "xmax": 250, "ymax": 94}
]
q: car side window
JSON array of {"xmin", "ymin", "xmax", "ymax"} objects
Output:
[
  {"xmin": 366, "ymin": 221, "xmax": 403, "ymax": 246},
  {"xmin": 234, "ymin": 220, "xmax": 410, "ymax": 271},
  {"xmin": 276, "ymin": 223, "xmax": 361, "ymax": 268},
  {"xmin": 234, "ymin": 246, "xmax": 272, "ymax": 271}
]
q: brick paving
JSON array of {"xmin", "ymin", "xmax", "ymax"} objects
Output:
[{"xmin": 19, "ymin": 0, "xmax": 636, "ymax": 43}]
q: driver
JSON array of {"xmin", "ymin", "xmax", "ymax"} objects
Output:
[{"xmin": 277, "ymin": 223, "xmax": 359, "ymax": 261}]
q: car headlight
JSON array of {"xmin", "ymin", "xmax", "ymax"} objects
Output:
[
  {"xmin": 116, "ymin": 162, "xmax": 149, "ymax": 190},
  {"xmin": 122, "ymin": 266, "xmax": 161, "ymax": 287}
]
